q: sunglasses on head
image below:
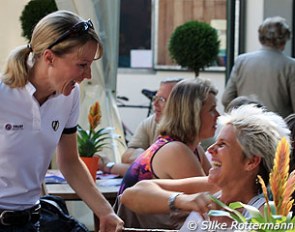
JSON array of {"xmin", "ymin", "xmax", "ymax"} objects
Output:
[{"xmin": 47, "ymin": 19, "xmax": 94, "ymax": 49}]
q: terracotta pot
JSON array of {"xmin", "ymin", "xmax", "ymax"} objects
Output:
[{"xmin": 81, "ymin": 156, "xmax": 100, "ymax": 181}]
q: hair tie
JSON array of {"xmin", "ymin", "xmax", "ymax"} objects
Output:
[{"xmin": 27, "ymin": 43, "xmax": 33, "ymax": 52}]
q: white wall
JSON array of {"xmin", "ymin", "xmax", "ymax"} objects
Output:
[
  {"xmin": 246, "ymin": 0, "xmax": 264, "ymax": 52},
  {"xmin": 246, "ymin": 0, "xmax": 293, "ymax": 54},
  {"xmin": 0, "ymin": 0, "xmax": 29, "ymax": 70}
]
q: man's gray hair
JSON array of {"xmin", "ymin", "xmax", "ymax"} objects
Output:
[
  {"xmin": 161, "ymin": 77, "xmax": 183, "ymax": 84},
  {"xmin": 258, "ymin": 16, "xmax": 291, "ymax": 48}
]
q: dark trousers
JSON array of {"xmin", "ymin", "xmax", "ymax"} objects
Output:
[{"xmin": 0, "ymin": 221, "xmax": 39, "ymax": 232}]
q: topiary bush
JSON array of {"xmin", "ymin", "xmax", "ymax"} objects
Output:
[
  {"xmin": 20, "ymin": 0, "xmax": 58, "ymax": 41},
  {"xmin": 168, "ymin": 20, "xmax": 220, "ymax": 77}
]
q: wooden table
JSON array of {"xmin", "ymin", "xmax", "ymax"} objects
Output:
[
  {"xmin": 45, "ymin": 178, "xmax": 122, "ymax": 231},
  {"xmin": 46, "ymin": 178, "xmax": 120, "ymax": 201}
]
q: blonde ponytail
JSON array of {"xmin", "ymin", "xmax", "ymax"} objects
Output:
[{"xmin": 2, "ymin": 45, "xmax": 31, "ymax": 88}]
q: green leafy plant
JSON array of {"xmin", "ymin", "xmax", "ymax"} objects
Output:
[
  {"xmin": 168, "ymin": 20, "xmax": 220, "ymax": 77},
  {"xmin": 77, "ymin": 101, "xmax": 122, "ymax": 157},
  {"xmin": 208, "ymin": 137, "xmax": 295, "ymax": 232},
  {"xmin": 20, "ymin": 0, "xmax": 58, "ymax": 41}
]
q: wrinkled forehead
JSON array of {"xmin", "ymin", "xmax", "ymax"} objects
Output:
[{"xmin": 216, "ymin": 123, "xmax": 239, "ymax": 145}]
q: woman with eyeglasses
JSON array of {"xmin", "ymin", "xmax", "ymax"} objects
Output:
[
  {"xmin": 0, "ymin": 10, "xmax": 123, "ymax": 232},
  {"xmin": 115, "ymin": 78, "xmax": 220, "ymax": 229}
]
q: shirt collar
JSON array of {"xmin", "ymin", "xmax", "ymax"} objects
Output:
[
  {"xmin": 25, "ymin": 82, "xmax": 60, "ymax": 99},
  {"xmin": 25, "ymin": 82, "xmax": 36, "ymax": 96}
]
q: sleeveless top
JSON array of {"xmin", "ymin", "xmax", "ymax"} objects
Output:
[
  {"xmin": 118, "ymin": 135, "xmax": 175, "ymax": 194},
  {"xmin": 213, "ymin": 191, "xmax": 265, "ymax": 219},
  {"xmin": 179, "ymin": 192, "xmax": 266, "ymax": 232},
  {"xmin": 242, "ymin": 193, "xmax": 266, "ymax": 219}
]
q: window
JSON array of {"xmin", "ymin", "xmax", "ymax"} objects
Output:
[
  {"xmin": 118, "ymin": 0, "xmax": 152, "ymax": 68},
  {"xmin": 118, "ymin": 0, "xmax": 226, "ymax": 70},
  {"xmin": 154, "ymin": 0, "xmax": 226, "ymax": 69}
]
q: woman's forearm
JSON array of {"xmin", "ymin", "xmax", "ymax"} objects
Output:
[
  {"xmin": 120, "ymin": 180, "xmax": 174, "ymax": 214},
  {"xmin": 120, "ymin": 177, "xmax": 219, "ymax": 214},
  {"xmin": 154, "ymin": 176, "xmax": 218, "ymax": 194}
]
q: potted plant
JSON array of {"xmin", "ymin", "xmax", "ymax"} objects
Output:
[
  {"xmin": 77, "ymin": 101, "xmax": 120, "ymax": 180},
  {"xmin": 168, "ymin": 20, "xmax": 220, "ymax": 77},
  {"xmin": 209, "ymin": 137, "xmax": 295, "ymax": 231},
  {"xmin": 20, "ymin": 0, "xmax": 58, "ymax": 41}
]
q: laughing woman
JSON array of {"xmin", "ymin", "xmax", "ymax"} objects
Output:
[
  {"xmin": 0, "ymin": 10, "xmax": 123, "ymax": 232},
  {"xmin": 120, "ymin": 105, "xmax": 290, "ymax": 229}
]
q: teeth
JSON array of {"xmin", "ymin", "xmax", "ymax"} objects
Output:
[{"xmin": 212, "ymin": 161, "xmax": 221, "ymax": 167}]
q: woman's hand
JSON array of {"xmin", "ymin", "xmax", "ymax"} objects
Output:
[
  {"xmin": 97, "ymin": 154, "xmax": 111, "ymax": 173},
  {"xmin": 175, "ymin": 192, "xmax": 218, "ymax": 217},
  {"xmin": 99, "ymin": 212, "xmax": 124, "ymax": 232}
]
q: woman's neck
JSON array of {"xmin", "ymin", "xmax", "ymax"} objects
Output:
[
  {"xmin": 29, "ymin": 66, "xmax": 54, "ymax": 105},
  {"xmin": 188, "ymin": 137, "xmax": 200, "ymax": 151},
  {"xmin": 220, "ymin": 178, "xmax": 258, "ymax": 205}
]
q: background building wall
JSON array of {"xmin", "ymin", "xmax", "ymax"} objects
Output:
[
  {"xmin": 245, "ymin": 0, "xmax": 264, "ymax": 52},
  {"xmin": 245, "ymin": 0, "xmax": 293, "ymax": 55},
  {"xmin": 0, "ymin": 0, "xmax": 29, "ymax": 70}
]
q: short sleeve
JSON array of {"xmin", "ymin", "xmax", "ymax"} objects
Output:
[
  {"xmin": 64, "ymin": 84, "xmax": 80, "ymax": 129},
  {"xmin": 128, "ymin": 114, "xmax": 158, "ymax": 149}
]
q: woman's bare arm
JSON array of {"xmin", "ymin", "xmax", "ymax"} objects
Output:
[
  {"xmin": 57, "ymin": 133, "xmax": 123, "ymax": 231},
  {"xmin": 120, "ymin": 177, "xmax": 219, "ymax": 214}
]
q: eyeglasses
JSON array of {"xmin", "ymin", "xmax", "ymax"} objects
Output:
[
  {"xmin": 47, "ymin": 19, "xmax": 94, "ymax": 49},
  {"xmin": 152, "ymin": 96, "xmax": 166, "ymax": 105}
]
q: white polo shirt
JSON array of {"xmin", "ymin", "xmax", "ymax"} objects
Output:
[{"xmin": 0, "ymin": 81, "xmax": 79, "ymax": 210}]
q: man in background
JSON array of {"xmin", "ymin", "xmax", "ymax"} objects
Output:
[
  {"xmin": 222, "ymin": 16, "xmax": 295, "ymax": 118},
  {"xmin": 100, "ymin": 78, "xmax": 182, "ymax": 176}
]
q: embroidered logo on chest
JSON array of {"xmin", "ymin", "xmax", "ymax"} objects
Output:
[
  {"xmin": 52, "ymin": 121, "xmax": 59, "ymax": 131},
  {"xmin": 5, "ymin": 124, "xmax": 24, "ymax": 131}
]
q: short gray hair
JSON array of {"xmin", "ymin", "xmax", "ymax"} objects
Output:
[
  {"xmin": 160, "ymin": 77, "xmax": 183, "ymax": 84},
  {"xmin": 219, "ymin": 105, "xmax": 290, "ymax": 173},
  {"xmin": 258, "ymin": 16, "xmax": 291, "ymax": 48}
]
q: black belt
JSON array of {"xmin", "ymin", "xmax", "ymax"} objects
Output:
[{"xmin": 0, "ymin": 204, "xmax": 41, "ymax": 226}]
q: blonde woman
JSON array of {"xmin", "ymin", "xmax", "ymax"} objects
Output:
[
  {"xmin": 117, "ymin": 78, "xmax": 220, "ymax": 229},
  {"xmin": 0, "ymin": 10, "xmax": 123, "ymax": 231}
]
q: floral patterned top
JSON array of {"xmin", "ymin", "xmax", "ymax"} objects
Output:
[{"xmin": 118, "ymin": 135, "xmax": 175, "ymax": 194}]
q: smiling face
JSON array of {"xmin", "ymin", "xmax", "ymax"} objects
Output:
[
  {"xmin": 199, "ymin": 93, "xmax": 220, "ymax": 140},
  {"xmin": 207, "ymin": 124, "xmax": 251, "ymax": 188},
  {"xmin": 46, "ymin": 40, "xmax": 98, "ymax": 96}
]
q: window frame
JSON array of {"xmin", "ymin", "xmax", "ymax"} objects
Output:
[{"xmin": 152, "ymin": 0, "xmax": 228, "ymax": 72}]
